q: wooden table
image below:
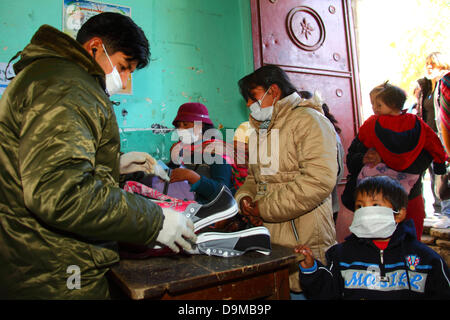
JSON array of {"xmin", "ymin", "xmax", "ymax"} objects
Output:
[{"xmin": 109, "ymin": 244, "xmax": 303, "ymax": 300}]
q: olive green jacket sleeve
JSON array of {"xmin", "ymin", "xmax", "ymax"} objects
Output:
[{"xmin": 18, "ymin": 80, "xmax": 163, "ymax": 245}]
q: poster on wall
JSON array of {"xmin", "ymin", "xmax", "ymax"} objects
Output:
[
  {"xmin": 0, "ymin": 62, "xmax": 15, "ymax": 95},
  {"xmin": 62, "ymin": 0, "xmax": 132, "ymax": 95}
]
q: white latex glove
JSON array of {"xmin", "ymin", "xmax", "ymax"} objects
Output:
[
  {"xmin": 153, "ymin": 163, "xmax": 170, "ymax": 181},
  {"xmin": 156, "ymin": 207, "xmax": 197, "ymax": 253},
  {"xmin": 119, "ymin": 152, "xmax": 156, "ymax": 175}
]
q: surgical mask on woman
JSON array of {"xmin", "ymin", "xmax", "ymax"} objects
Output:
[
  {"xmin": 249, "ymin": 87, "xmax": 274, "ymax": 121},
  {"xmin": 176, "ymin": 127, "xmax": 200, "ymax": 144},
  {"xmin": 349, "ymin": 206, "xmax": 398, "ymax": 239},
  {"xmin": 102, "ymin": 43, "xmax": 123, "ymax": 95}
]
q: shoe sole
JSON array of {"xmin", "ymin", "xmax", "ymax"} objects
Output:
[
  {"xmin": 196, "ymin": 226, "xmax": 270, "ymax": 243},
  {"xmin": 193, "ymin": 202, "xmax": 238, "ymax": 232},
  {"xmin": 196, "ymin": 227, "xmax": 271, "ymax": 256}
]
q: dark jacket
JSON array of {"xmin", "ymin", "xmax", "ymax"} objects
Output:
[
  {"xmin": 169, "ymin": 140, "xmax": 236, "ymax": 204},
  {"xmin": 417, "ymin": 77, "xmax": 438, "ymax": 132},
  {"xmin": 341, "ymin": 136, "xmax": 434, "ymax": 211},
  {"xmin": 0, "ymin": 25, "xmax": 164, "ymax": 299},
  {"xmin": 299, "ymin": 219, "xmax": 450, "ymax": 300}
]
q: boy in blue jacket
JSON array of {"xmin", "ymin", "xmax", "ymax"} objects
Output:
[{"xmin": 296, "ymin": 176, "xmax": 450, "ymax": 299}]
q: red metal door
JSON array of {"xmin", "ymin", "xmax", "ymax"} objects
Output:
[{"xmin": 251, "ymin": 0, "xmax": 362, "ymax": 241}]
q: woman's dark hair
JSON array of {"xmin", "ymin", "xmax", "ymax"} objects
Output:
[
  {"xmin": 322, "ymin": 103, "xmax": 341, "ymax": 134},
  {"xmin": 355, "ymin": 176, "xmax": 408, "ymax": 212},
  {"xmin": 299, "ymin": 90, "xmax": 312, "ymax": 99},
  {"xmin": 298, "ymin": 90, "xmax": 341, "ymax": 134},
  {"xmin": 200, "ymin": 122, "xmax": 224, "ymax": 142},
  {"xmin": 76, "ymin": 12, "xmax": 150, "ymax": 69},
  {"xmin": 238, "ymin": 65, "xmax": 297, "ymax": 101},
  {"xmin": 376, "ymin": 83, "xmax": 407, "ymax": 111}
]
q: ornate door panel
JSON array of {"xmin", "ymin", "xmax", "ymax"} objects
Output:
[
  {"xmin": 286, "ymin": 71, "xmax": 355, "ymax": 150},
  {"xmin": 251, "ymin": 0, "xmax": 362, "ymax": 241}
]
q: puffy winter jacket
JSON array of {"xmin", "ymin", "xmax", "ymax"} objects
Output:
[
  {"xmin": 235, "ymin": 92, "xmax": 338, "ymax": 292},
  {"xmin": 0, "ymin": 25, "xmax": 164, "ymax": 299}
]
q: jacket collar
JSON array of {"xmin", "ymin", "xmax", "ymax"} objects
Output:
[
  {"xmin": 13, "ymin": 25, "xmax": 105, "ymax": 85},
  {"xmin": 248, "ymin": 91, "xmax": 327, "ymax": 132}
]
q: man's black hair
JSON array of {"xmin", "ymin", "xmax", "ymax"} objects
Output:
[
  {"xmin": 355, "ymin": 176, "xmax": 408, "ymax": 212},
  {"xmin": 76, "ymin": 12, "xmax": 150, "ymax": 69},
  {"xmin": 376, "ymin": 83, "xmax": 407, "ymax": 111},
  {"xmin": 238, "ymin": 65, "xmax": 298, "ymax": 102}
]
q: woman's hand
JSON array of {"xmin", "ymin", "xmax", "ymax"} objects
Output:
[
  {"xmin": 240, "ymin": 196, "xmax": 263, "ymax": 226},
  {"xmin": 170, "ymin": 168, "xmax": 200, "ymax": 185}
]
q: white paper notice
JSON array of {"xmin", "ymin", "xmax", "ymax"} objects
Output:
[{"xmin": 0, "ymin": 62, "xmax": 15, "ymax": 95}]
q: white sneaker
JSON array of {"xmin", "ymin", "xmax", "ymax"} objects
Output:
[{"xmin": 194, "ymin": 226, "xmax": 271, "ymax": 257}]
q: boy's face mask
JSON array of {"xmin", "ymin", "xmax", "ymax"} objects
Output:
[
  {"xmin": 102, "ymin": 43, "xmax": 123, "ymax": 96},
  {"xmin": 349, "ymin": 206, "xmax": 398, "ymax": 239}
]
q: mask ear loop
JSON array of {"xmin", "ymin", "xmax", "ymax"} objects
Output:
[
  {"xmin": 101, "ymin": 43, "xmax": 115, "ymax": 69},
  {"xmin": 258, "ymin": 86, "xmax": 271, "ymax": 106}
]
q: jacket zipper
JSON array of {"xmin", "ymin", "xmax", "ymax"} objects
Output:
[
  {"xmin": 291, "ymin": 220, "xmax": 299, "ymax": 242},
  {"xmin": 379, "ymin": 249, "xmax": 389, "ymax": 282}
]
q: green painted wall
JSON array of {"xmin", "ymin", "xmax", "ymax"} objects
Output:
[{"xmin": 0, "ymin": 0, "xmax": 253, "ymax": 159}]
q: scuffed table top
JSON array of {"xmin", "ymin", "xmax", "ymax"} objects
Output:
[{"xmin": 110, "ymin": 244, "xmax": 303, "ymax": 300}]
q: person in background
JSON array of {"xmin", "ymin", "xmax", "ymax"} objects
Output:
[
  {"xmin": 434, "ymin": 71, "xmax": 450, "ymax": 228},
  {"xmin": 296, "ymin": 176, "xmax": 450, "ymax": 300},
  {"xmin": 321, "ymin": 103, "xmax": 345, "ymax": 224},
  {"xmin": 0, "ymin": 12, "xmax": 195, "ymax": 299},
  {"xmin": 406, "ymin": 84, "xmax": 421, "ymax": 114},
  {"xmin": 169, "ymin": 102, "xmax": 236, "ymax": 204},
  {"xmin": 296, "ymin": 91, "xmax": 345, "ymax": 224},
  {"xmin": 416, "ymin": 52, "xmax": 450, "ymax": 215},
  {"xmin": 235, "ymin": 65, "xmax": 338, "ymax": 299},
  {"xmin": 342, "ymin": 82, "xmax": 447, "ymax": 240},
  {"xmin": 232, "ymin": 121, "xmax": 252, "ymax": 188}
]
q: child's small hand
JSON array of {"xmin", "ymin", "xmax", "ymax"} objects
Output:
[
  {"xmin": 294, "ymin": 244, "xmax": 315, "ymax": 269},
  {"xmin": 363, "ymin": 148, "xmax": 381, "ymax": 168}
]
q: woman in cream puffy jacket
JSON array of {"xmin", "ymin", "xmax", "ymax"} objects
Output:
[{"xmin": 235, "ymin": 65, "xmax": 338, "ymax": 294}]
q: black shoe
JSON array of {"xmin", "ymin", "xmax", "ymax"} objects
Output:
[
  {"xmin": 191, "ymin": 226, "xmax": 271, "ymax": 257},
  {"xmin": 184, "ymin": 185, "xmax": 238, "ymax": 231}
]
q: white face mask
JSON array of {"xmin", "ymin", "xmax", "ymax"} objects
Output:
[
  {"xmin": 249, "ymin": 87, "xmax": 274, "ymax": 121},
  {"xmin": 102, "ymin": 44, "xmax": 123, "ymax": 96},
  {"xmin": 176, "ymin": 128, "xmax": 200, "ymax": 145},
  {"xmin": 349, "ymin": 206, "xmax": 398, "ymax": 239}
]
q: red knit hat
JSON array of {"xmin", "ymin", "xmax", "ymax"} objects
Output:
[{"xmin": 172, "ymin": 102, "xmax": 213, "ymax": 126}]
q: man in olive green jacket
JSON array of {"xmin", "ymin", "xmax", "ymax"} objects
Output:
[{"xmin": 0, "ymin": 13, "xmax": 195, "ymax": 299}]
